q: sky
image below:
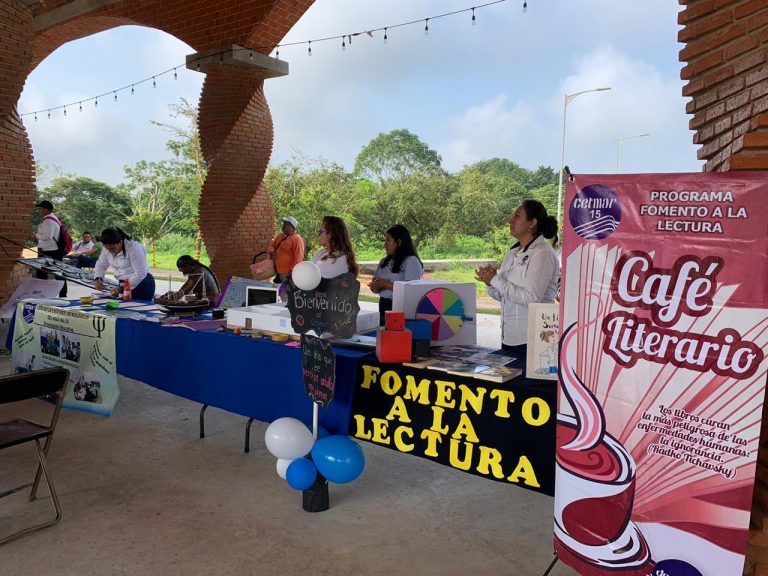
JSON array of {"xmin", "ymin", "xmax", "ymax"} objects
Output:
[{"xmin": 19, "ymin": 0, "xmax": 703, "ymax": 187}]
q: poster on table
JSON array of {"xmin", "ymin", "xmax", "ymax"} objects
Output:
[
  {"xmin": 11, "ymin": 302, "xmax": 119, "ymax": 416},
  {"xmin": 526, "ymin": 303, "xmax": 559, "ymax": 380},
  {"xmin": 555, "ymin": 172, "xmax": 768, "ymax": 576}
]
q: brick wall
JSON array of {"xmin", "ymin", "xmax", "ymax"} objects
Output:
[
  {"xmin": 678, "ymin": 2, "xmax": 768, "ymax": 574},
  {"xmin": 680, "ymin": 0, "xmax": 768, "ymax": 171},
  {"xmin": 0, "ymin": 0, "xmax": 35, "ymax": 304},
  {"xmin": 0, "ymin": 0, "xmax": 313, "ymax": 303}
]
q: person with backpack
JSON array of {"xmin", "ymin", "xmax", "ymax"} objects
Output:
[{"xmin": 34, "ymin": 200, "xmax": 70, "ymax": 297}]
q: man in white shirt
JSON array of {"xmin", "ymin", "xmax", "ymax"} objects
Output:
[
  {"xmin": 66, "ymin": 231, "xmax": 98, "ymax": 268},
  {"xmin": 34, "ymin": 200, "xmax": 67, "ymax": 296}
]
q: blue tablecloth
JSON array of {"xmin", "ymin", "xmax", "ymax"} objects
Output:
[
  {"xmin": 116, "ymin": 318, "xmax": 369, "ymax": 434},
  {"xmin": 7, "ymin": 302, "xmax": 371, "ymax": 434}
]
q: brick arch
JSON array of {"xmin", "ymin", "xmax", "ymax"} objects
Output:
[{"xmin": 0, "ymin": 0, "xmax": 314, "ymax": 303}]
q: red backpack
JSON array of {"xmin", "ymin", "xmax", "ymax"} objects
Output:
[{"xmin": 43, "ymin": 214, "xmax": 74, "ymax": 254}]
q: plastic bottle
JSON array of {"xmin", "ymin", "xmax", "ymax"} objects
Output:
[{"xmin": 123, "ymin": 279, "xmax": 132, "ymax": 301}]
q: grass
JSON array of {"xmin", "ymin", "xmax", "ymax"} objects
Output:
[{"xmin": 429, "ymin": 264, "xmax": 489, "ymax": 297}]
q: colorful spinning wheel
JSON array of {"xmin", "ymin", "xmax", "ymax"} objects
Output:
[{"xmin": 415, "ymin": 287, "xmax": 467, "ymax": 341}]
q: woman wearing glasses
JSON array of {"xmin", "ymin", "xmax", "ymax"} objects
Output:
[
  {"xmin": 93, "ymin": 227, "xmax": 155, "ymax": 300},
  {"xmin": 311, "ymin": 216, "xmax": 359, "ymax": 279}
]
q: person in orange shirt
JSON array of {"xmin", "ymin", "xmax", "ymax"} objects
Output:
[{"xmin": 267, "ymin": 216, "xmax": 305, "ymax": 283}]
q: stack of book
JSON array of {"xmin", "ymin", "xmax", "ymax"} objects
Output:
[{"xmin": 403, "ymin": 345, "xmax": 522, "ymax": 383}]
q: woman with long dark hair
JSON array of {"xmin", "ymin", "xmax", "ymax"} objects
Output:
[
  {"xmin": 369, "ymin": 224, "xmax": 423, "ymax": 325},
  {"xmin": 475, "ymin": 200, "xmax": 560, "ymax": 364},
  {"xmin": 310, "ymin": 216, "xmax": 359, "ymax": 278},
  {"xmin": 160, "ymin": 255, "xmax": 220, "ymax": 305},
  {"xmin": 93, "ymin": 227, "xmax": 156, "ymax": 301}
]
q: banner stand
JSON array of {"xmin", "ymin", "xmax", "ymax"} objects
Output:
[
  {"xmin": 302, "ymin": 474, "xmax": 329, "ymax": 513},
  {"xmin": 540, "ymin": 554, "xmax": 558, "ymax": 576}
]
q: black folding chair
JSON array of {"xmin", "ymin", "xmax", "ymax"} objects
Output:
[{"xmin": 0, "ymin": 367, "xmax": 69, "ymax": 545}]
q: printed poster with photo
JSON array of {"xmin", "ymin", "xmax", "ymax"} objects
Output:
[
  {"xmin": 526, "ymin": 303, "xmax": 559, "ymax": 380},
  {"xmin": 11, "ymin": 302, "xmax": 119, "ymax": 416},
  {"xmin": 555, "ymin": 172, "xmax": 768, "ymax": 576}
]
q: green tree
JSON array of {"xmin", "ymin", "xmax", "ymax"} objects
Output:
[
  {"xmin": 151, "ymin": 98, "xmax": 207, "ymax": 259},
  {"xmin": 353, "ymin": 129, "xmax": 444, "ymax": 182},
  {"xmin": 40, "ymin": 176, "xmax": 133, "ymax": 237},
  {"xmin": 122, "ymin": 160, "xmax": 195, "ymax": 266}
]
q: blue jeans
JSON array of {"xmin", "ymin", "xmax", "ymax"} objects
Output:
[{"xmin": 130, "ymin": 274, "xmax": 156, "ymax": 301}]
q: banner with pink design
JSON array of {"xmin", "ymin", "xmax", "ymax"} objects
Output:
[{"xmin": 555, "ymin": 172, "xmax": 768, "ymax": 576}]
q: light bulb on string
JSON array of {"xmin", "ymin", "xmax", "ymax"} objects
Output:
[
  {"xmin": 341, "ymin": 37, "xmax": 346, "ymax": 51},
  {"xmin": 94, "ymin": 98, "xmax": 98, "ymax": 108},
  {"xmin": 47, "ymin": 110, "xmax": 50, "ymax": 119},
  {"xmin": 152, "ymin": 76, "xmax": 156, "ymax": 88},
  {"xmin": 34, "ymin": 113, "xmax": 37, "ymax": 122},
  {"xmin": 131, "ymin": 85, "xmax": 134, "ymax": 95},
  {"xmin": 249, "ymin": 51, "xmax": 253, "ymax": 61},
  {"xmin": 384, "ymin": 27, "xmax": 388, "ymax": 44},
  {"xmin": 63, "ymin": 106, "xmax": 67, "ymax": 116},
  {"xmin": 522, "ymin": 1, "xmax": 527, "ymax": 12},
  {"xmin": 219, "ymin": 52, "xmax": 224, "ymax": 64},
  {"xmin": 276, "ymin": 46, "xmax": 280, "ymax": 59},
  {"xmin": 424, "ymin": 19, "xmax": 429, "ymax": 35},
  {"xmin": 79, "ymin": 102, "xmax": 82, "ymax": 112},
  {"xmin": 308, "ymin": 41, "xmax": 312, "ymax": 56},
  {"xmin": 173, "ymin": 68, "xmax": 177, "ymax": 80},
  {"xmin": 471, "ymin": 7, "xmax": 476, "ymax": 25},
  {"xmin": 113, "ymin": 91, "xmax": 117, "ymax": 102},
  {"xmin": 196, "ymin": 59, "xmax": 201, "ymax": 72},
  {"xmin": 348, "ymin": 35, "xmax": 352, "ymax": 45}
]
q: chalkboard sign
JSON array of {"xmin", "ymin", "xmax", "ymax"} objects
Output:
[
  {"xmin": 286, "ymin": 273, "xmax": 361, "ymax": 338},
  {"xmin": 301, "ymin": 334, "xmax": 336, "ymax": 407}
]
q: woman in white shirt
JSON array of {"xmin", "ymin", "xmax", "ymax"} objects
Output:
[
  {"xmin": 476, "ymin": 200, "xmax": 560, "ymax": 365},
  {"xmin": 310, "ymin": 216, "xmax": 359, "ymax": 279},
  {"xmin": 368, "ymin": 224, "xmax": 424, "ymax": 325},
  {"xmin": 93, "ymin": 227, "xmax": 156, "ymax": 301}
]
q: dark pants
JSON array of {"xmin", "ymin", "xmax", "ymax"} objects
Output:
[
  {"xmin": 378, "ymin": 297, "xmax": 393, "ymax": 326},
  {"xmin": 130, "ymin": 274, "xmax": 156, "ymax": 301},
  {"xmin": 502, "ymin": 343, "xmax": 527, "ymax": 371},
  {"xmin": 76, "ymin": 255, "xmax": 98, "ymax": 268},
  {"xmin": 36, "ymin": 248, "xmax": 67, "ymax": 297}
]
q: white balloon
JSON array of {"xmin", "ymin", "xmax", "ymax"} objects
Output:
[
  {"xmin": 276, "ymin": 458, "xmax": 293, "ymax": 479},
  {"xmin": 292, "ymin": 261, "xmax": 322, "ymax": 291},
  {"xmin": 264, "ymin": 417, "xmax": 315, "ymax": 459}
]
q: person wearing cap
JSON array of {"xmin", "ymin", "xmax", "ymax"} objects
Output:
[
  {"xmin": 266, "ymin": 216, "xmax": 305, "ymax": 283},
  {"xmin": 34, "ymin": 200, "xmax": 67, "ymax": 296}
]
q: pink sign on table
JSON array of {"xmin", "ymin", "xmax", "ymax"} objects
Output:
[{"xmin": 555, "ymin": 172, "xmax": 768, "ymax": 576}]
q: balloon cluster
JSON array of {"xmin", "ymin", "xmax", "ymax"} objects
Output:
[{"xmin": 264, "ymin": 417, "xmax": 365, "ymax": 491}]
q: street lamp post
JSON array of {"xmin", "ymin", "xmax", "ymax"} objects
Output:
[
  {"xmin": 616, "ymin": 133, "xmax": 650, "ymax": 173},
  {"xmin": 556, "ymin": 87, "xmax": 611, "ymax": 224}
]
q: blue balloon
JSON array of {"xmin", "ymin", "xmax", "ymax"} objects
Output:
[
  {"xmin": 317, "ymin": 425, "xmax": 331, "ymax": 439},
  {"xmin": 311, "ymin": 435, "xmax": 365, "ymax": 484},
  {"xmin": 286, "ymin": 458, "xmax": 318, "ymax": 491}
]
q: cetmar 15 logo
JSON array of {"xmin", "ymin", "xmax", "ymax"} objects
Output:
[
  {"xmin": 569, "ymin": 184, "xmax": 622, "ymax": 240},
  {"xmin": 22, "ymin": 302, "xmax": 37, "ymax": 324}
]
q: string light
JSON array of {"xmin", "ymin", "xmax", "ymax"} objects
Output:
[
  {"xmin": 19, "ymin": 0, "xmax": 511, "ymax": 120},
  {"xmin": 47, "ymin": 110, "xmax": 51, "ymax": 119},
  {"xmin": 63, "ymin": 106, "xmax": 67, "ymax": 116},
  {"xmin": 79, "ymin": 102, "xmax": 82, "ymax": 112},
  {"xmin": 522, "ymin": 1, "xmax": 527, "ymax": 12}
]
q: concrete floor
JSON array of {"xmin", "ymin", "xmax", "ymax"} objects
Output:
[{"xmin": 0, "ymin": 284, "xmax": 578, "ymax": 576}]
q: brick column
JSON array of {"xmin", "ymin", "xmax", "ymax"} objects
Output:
[
  {"xmin": 0, "ymin": 0, "xmax": 35, "ymax": 304},
  {"xmin": 197, "ymin": 65, "xmax": 275, "ymax": 282}
]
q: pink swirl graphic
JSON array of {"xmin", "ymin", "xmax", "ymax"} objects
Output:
[{"xmin": 560, "ymin": 295, "xmax": 606, "ymax": 451}]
